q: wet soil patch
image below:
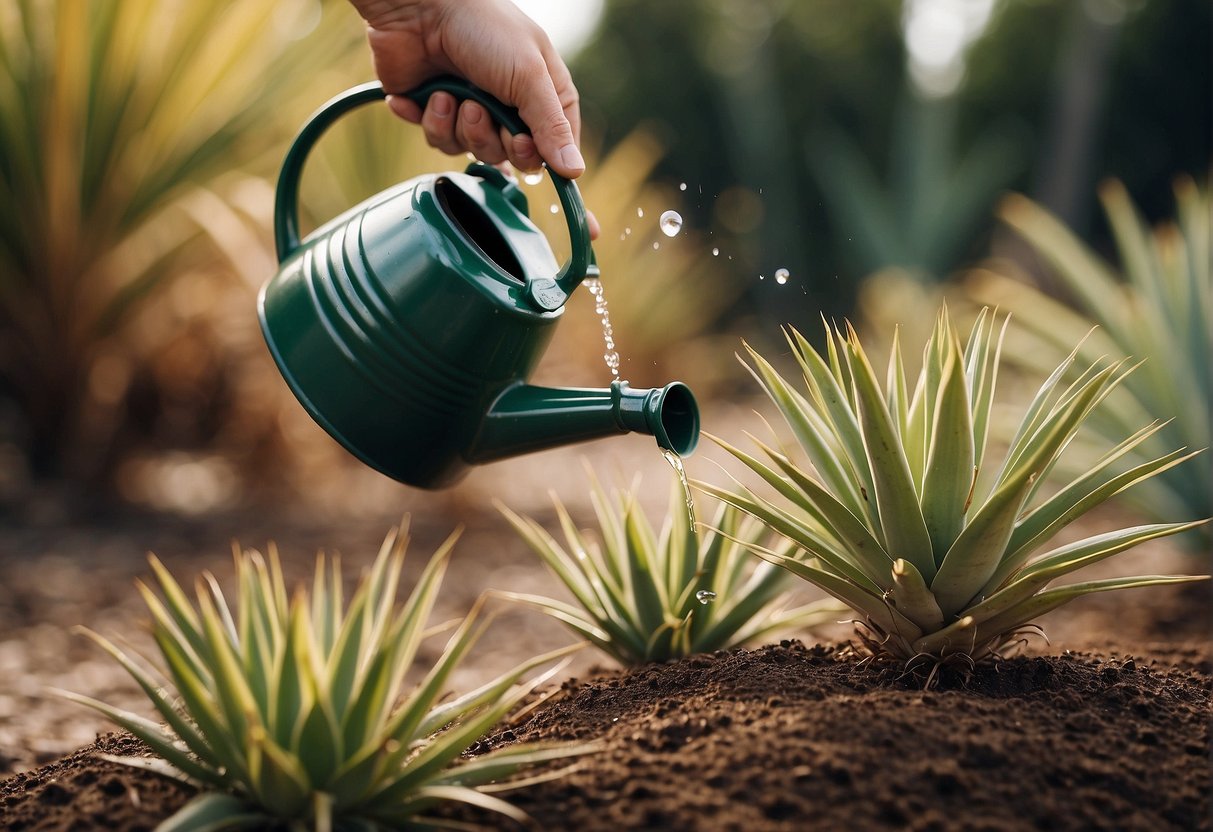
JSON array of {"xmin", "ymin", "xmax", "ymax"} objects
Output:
[{"xmin": 3, "ymin": 641, "xmax": 1208, "ymax": 831}]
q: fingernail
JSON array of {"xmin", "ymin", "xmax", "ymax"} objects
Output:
[
  {"xmin": 463, "ymin": 102, "xmax": 482, "ymax": 124},
  {"xmin": 557, "ymin": 143, "xmax": 585, "ymax": 174},
  {"xmin": 431, "ymin": 93, "xmax": 453, "ymax": 118}
]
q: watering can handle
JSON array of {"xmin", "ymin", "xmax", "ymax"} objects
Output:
[{"xmin": 273, "ymin": 77, "xmax": 592, "ymax": 311}]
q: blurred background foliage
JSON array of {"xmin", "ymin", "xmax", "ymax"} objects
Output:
[
  {"xmin": 0, "ymin": 0, "xmax": 1207, "ymax": 522},
  {"xmin": 0, "ymin": 0, "xmax": 363, "ymax": 504},
  {"xmin": 573, "ymin": 0, "xmax": 1209, "ymax": 316},
  {"xmin": 968, "ymin": 178, "xmax": 1210, "ymax": 539}
]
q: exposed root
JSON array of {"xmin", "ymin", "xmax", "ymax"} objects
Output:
[{"xmin": 843, "ymin": 618, "xmax": 1052, "ymax": 690}]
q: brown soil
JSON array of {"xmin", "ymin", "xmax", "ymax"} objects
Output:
[{"xmin": 2, "ymin": 640, "xmax": 1210, "ymax": 831}]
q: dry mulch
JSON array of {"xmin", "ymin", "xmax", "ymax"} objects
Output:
[{"xmin": 3, "ymin": 640, "xmax": 1209, "ymax": 832}]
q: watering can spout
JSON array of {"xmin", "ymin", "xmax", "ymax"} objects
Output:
[{"xmin": 469, "ymin": 380, "xmax": 700, "ymax": 464}]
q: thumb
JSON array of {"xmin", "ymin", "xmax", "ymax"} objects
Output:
[{"xmin": 517, "ymin": 77, "xmax": 585, "ymax": 179}]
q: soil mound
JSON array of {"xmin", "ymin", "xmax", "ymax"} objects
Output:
[{"xmin": 3, "ymin": 641, "xmax": 1209, "ymax": 831}]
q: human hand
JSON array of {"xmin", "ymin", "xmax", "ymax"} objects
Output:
[{"xmin": 349, "ymin": 0, "xmax": 585, "ymax": 179}]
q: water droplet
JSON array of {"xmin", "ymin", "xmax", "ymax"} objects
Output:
[
  {"xmin": 659, "ymin": 210, "xmax": 683, "ymax": 237},
  {"xmin": 696, "ymin": 590, "xmax": 717, "ymax": 605},
  {"xmin": 759, "ymin": 274, "xmax": 765, "ymax": 280},
  {"xmin": 523, "ymin": 171, "xmax": 543, "ymax": 185},
  {"xmin": 549, "ymin": 204, "xmax": 559, "ymax": 214},
  {"xmin": 637, "ymin": 207, "xmax": 645, "ymax": 218},
  {"xmin": 625, "ymin": 227, "xmax": 632, "ymax": 236},
  {"xmin": 711, "ymin": 247, "xmax": 720, "ymax": 256},
  {"xmin": 653, "ymin": 241, "xmax": 660, "ymax": 250},
  {"xmin": 679, "ymin": 182, "xmax": 688, "ymax": 191},
  {"xmin": 619, "ymin": 232, "xmax": 627, "ymax": 241},
  {"xmin": 775, "ymin": 268, "xmax": 790, "ymax": 285}
]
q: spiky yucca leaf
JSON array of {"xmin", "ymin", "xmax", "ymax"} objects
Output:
[
  {"xmin": 497, "ymin": 473, "xmax": 840, "ymax": 665},
  {"xmin": 698, "ymin": 307, "xmax": 1206, "ymax": 664},
  {"xmin": 969, "ymin": 178, "xmax": 1211, "ymax": 534},
  {"xmin": 60, "ymin": 524, "xmax": 589, "ymax": 831}
]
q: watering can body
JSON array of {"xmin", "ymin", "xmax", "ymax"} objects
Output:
[{"xmin": 259, "ymin": 79, "xmax": 698, "ymax": 489}]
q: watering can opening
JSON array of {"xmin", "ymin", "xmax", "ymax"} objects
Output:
[
  {"xmin": 435, "ymin": 175, "xmax": 526, "ymax": 283},
  {"xmin": 654, "ymin": 382, "xmax": 699, "ymax": 457}
]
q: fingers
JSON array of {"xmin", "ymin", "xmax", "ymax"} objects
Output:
[
  {"xmin": 385, "ymin": 93, "xmax": 422, "ymax": 125},
  {"xmin": 511, "ymin": 56, "xmax": 585, "ymax": 179},
  {"xmin": 387, "ymin": 80, "xmax": 599, "ymax": 240},
  {"xmin": 455, "ymin": 101, "xmax": 509, "ymax": 164},
  {"xmin": 508, "ymin": 132, "xmax": 542, "ymax": 172},
  {"xmin": 418, "ymin": 91, "xmax": 460, "ymax": 154},
  {"xmin": 403, "ymin": 94, "xmax": 551, "ymax": 173}
]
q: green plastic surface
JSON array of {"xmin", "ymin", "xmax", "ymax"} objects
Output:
[{"xmin": 259, "ymin": 78, "xmax": 699, "ymax": 488}]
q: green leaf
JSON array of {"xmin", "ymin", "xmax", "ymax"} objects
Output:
[
  {"xmin": 417, "ymin": 645, "xmax": 581, "ymax": 739},
  {"xmin": 930, "ymin": 468, "xmax": 1037, "ymax": 619},
  {"xmin": 843, "ymin": 329, "xmax": 936, "ymax": 579},
  {"xmin": 624, "ymin": 498, "xmax": 667, "ymax": 634},
  {"xmin": 989, "ymin": 446, "xmax": 1200, "ymax": 592},
  {"xmin": 429, "ymin": 742, "xmax": 592, "ymax": 791},
  {"xmin": 382, "ymin": 601, "xmax": 493, "ymax": 757},
  {"xmin": 789, "ymin": 327, "xmax": 880, "ymax": 516},
  {"xmin": 71, "ymin": 628, "xmax": 222, "ymax": 779},
  {"xmin": 54, "ymin": 689, "xmax": 218, "ymax": 786},
  {"xmin": 246, "ymin": 727, "xmax": 311, "ymax": 818},
  {"xmin": 156, "ymin": 793, "xmax": 267, "ymax": 832},
  {"xmin": 494, "ymin": 592, "xmax": 616, "ymax": 655},
  {"xmin": 932, "ymin": 361, "xmax": 1122, "ymax": 616},
  {"xmin": 340, "ymin": 536, "xmax": 453, "ymax": 757},
  {"xmin": 737, "ymin": 350, "xmax": 864, "ymax": 515},
  {"xmin": 145, "ymin": 556, "xmax": 207, "ymax": 661},
  {"xmin": 920, "ymin": 337, "xmax": 975, "ymax": 559},
  {"xmin": 890, "ymin": 559, "xmax": 944, "ymax": 632},
  {"xmin": 295, "ymin": 694, "xmax": 342, "ymax": 790},
  {"xmin": 150, "ymin": 624, "xmax": 248, "ymax": 781},
  {"xmin": 708, "ymin": 431, "xmax": 890, "ymax": 584},
  {"xmin": 749, "ymin": 545, "xmax": 923, "ymax": 644},
  {"xmin": 969, "ymin": 575, "xmax": 1208, "ymax": 649},
  {"xmin": 389, "ymin": 784, "xmax": 532, "ymax": 826},
  {"xmin": 963, "ymin": 521, "xmax": 1205, "ymax": 632},
  {"xmin": 694, "ymin": 478, "xmax": 882, "ymax": 593},
  {"xmin": 270, "ymin": 598, "xmax": 307, "ymax": 751}
]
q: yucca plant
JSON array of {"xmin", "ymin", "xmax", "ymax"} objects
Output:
[
  {"xmin": 497, "ymin": 473, "xmax": 839, "ymax": 665},
  {"xmin": 808, "ymin": 91, "xmax": 1023, "ymax": 279},
  {"xmin": 60, "ymin": 524, "xmax": 587, "ymax": 830},
  {"xmin": 0, "ymin": 0, "xmax": 363, "ymax": 480},
  {"xmin": 968, "ymin": 177, "xmax": 1211, "ymax": 534},
  {"xmin": 697, "ymin": 307, "xmax": 1206, "ymax": 671}
]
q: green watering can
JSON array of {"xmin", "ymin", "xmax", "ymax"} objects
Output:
[{"xmin": 258, "ymin": 77, "xmax": 700, "ymax": 489}]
